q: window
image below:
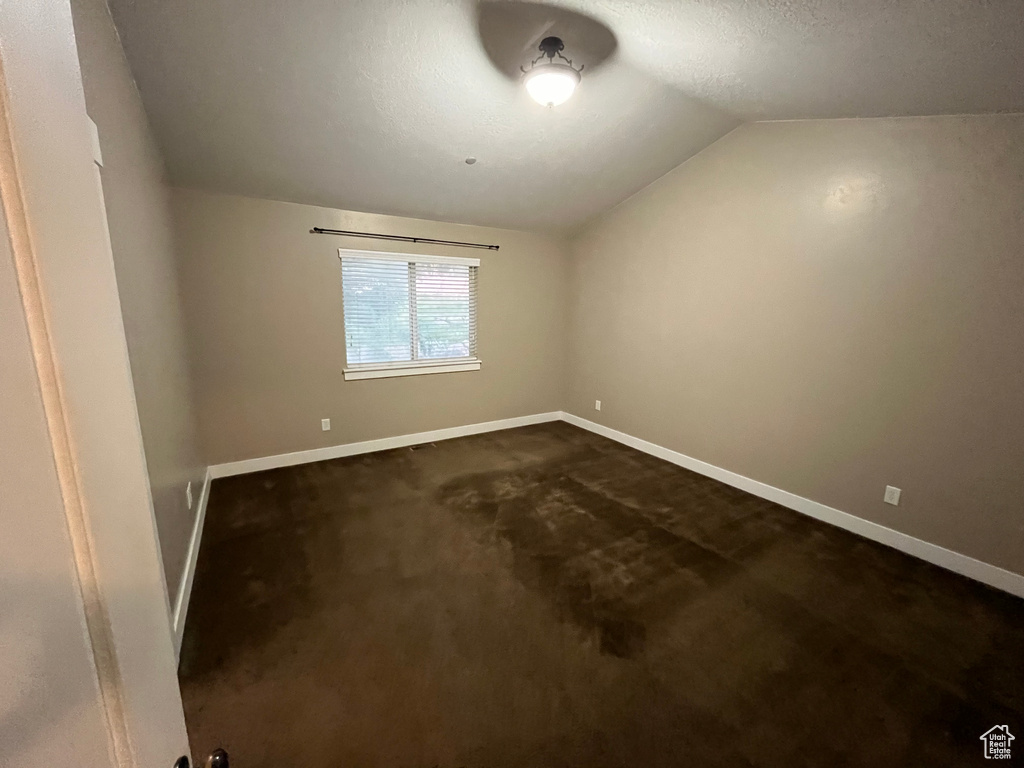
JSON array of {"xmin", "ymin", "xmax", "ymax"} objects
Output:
[{"xmin": 339, "ymin": 249, "xmax": 480, "ymax": 380}]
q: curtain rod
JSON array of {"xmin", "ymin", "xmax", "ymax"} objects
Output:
[{"xmin": 310, "ymin": 227, "xmax": 499, "ymax": 251}]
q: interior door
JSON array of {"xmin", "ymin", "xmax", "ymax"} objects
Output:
[{"xmin": 0, "ymin": 0, "xmax": 192, "ymax": 764}]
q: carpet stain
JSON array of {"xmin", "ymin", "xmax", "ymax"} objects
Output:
[{"xmin": 440, "ymin": 468, "xmax": 743, "ymax": 658}]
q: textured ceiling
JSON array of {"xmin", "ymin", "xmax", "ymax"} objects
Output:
[
  {"xmin": 107, "ymin": 0, "xmax": 1024, "ymax": 232},
  {"xmin": 583, "ymin": 0, "xmax": 1024, "ymax": 120}
]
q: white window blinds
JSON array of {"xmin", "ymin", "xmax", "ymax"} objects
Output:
[{"xmin": 340, "ymin": 250, "xmax": 479, "ymax": 378}]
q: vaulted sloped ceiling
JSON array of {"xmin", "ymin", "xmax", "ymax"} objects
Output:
[{"xmin": 107, "ymin": 0, "xmax": 1024, "ymax": 232}]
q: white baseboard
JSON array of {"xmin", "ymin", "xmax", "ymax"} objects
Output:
[
  {"xmin": 561, "ymin": 412, "xmax": 1024, "ymax": 599},
  {"xmin": 208, "ymin": 412, "xmax": 564, "ymax": 478},
  {"xmin": 172, "ymin": 468, "xmax": 212, "ymax": 661}
]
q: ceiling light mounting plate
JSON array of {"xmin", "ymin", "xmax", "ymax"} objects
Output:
[{"xmin": 538, "ymin": 36, "xmax": 566, "ymax": 61}]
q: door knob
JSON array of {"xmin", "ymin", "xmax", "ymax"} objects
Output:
[{"xmin": 172, "ymin": 748, "xmax": 228, "ymax": 768}]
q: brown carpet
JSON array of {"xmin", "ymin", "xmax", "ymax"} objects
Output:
[{"xmin": 179, "ymin": 422, "xmax": 1023, "ymax": 767}]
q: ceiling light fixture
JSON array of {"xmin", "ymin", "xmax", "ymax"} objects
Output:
[{"xmin": 521, "ymin": 36, "xmax": 583, "ymax": 107}]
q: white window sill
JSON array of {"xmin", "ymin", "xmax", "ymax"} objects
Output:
[{"xmin": 343, "ymin": 359, "xmax": 482, "ymax": 381}]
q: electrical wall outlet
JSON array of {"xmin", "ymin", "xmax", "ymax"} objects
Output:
[
  {"xmin": 595, "ymin": 400, "xmax": 602, "ymax": 411},
  {"xmin": 321, "ymin": 418, "xmax": 331, "ymax": 431},
  {"xmin": 186, "ymin": 481, "xmax": 193, "ymax": 510},
  {"xmin": 884, "ymin": 485, "xmax": 901, "ymax": 506}
]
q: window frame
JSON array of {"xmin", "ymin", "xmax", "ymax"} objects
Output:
[{"xmin": 338, "ymin": 248, "xmax": 481, "ymax": 381}]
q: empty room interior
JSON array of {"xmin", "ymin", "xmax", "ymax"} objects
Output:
[{"xmin": 6, "ymin": 0, "xmax": 1024, "ymax": 765}]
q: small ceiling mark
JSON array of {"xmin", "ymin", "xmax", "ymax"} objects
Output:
[{"xmin": 465, "ymin": 157, "xmax": 478, "ymax": 165}]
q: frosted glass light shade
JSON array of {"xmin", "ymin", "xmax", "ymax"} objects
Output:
[{"xmin": 524, "ymin": 63, "xmax": 580, "ymax": 107}]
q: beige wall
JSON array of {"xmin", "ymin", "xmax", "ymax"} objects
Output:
[
  {"xmin": 568, "ymin": 115, "xmax": 1024, "ymax": 575},
  {"xmin": 71, "ymin": 0, "xmax": 205, "ymax": 599},
  {"xmin": 171, "ymin": 188, "xmax": 569, "ymax": 464}
]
